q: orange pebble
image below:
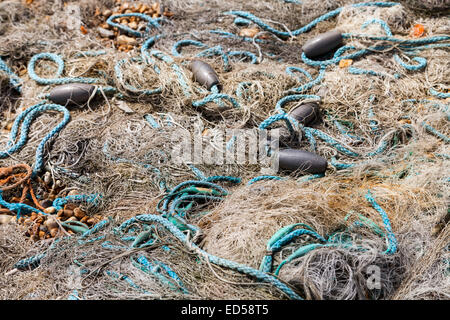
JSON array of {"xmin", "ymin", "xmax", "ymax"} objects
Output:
[
  {"xmin": 80, "ymin": 25, "xmax": 88, "ymax": 35},
  {"xmin": 411, "ymin": 24, "xmax": 425, "ymax": 38},
  {"xmin": 339, "ymin": 59, "xmax": 353, "ymax": 68}
]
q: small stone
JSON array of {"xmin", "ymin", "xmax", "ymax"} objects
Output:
[
  {"xmin": 102, "ymin": 9, "xmax": 112, "ymax": 17},
  {"xmin": 44, "ymin": 207, "xmax": 56, "ymax": 214},
  {"xmin": 128, "ymin": 21, "xmax": 138, "ymax": 29},
  {"xmin": 50, "ymin": 228, "xmax": 59, "ymax": 237},
  {"xmin": 44, "ymin": 171, "xmax": 51, "ymax": 185},
  {"xmin": 44, "ymin": 217, "xmax": 58, "ymax": 230},
  {"xmin": 5, "ymin": 122, "xmax": 13, "ymax": 131},
  {"xmin": 0, "ymin": 215, "xmax": 14, "ymax": 225},
  {"xmin": 117, "ymin": 35, "xmax": 137, "ymax": 46},
  {"xmin": 73, "ymin": 207, "xmax": 86, "ymax": 219},
  {"xmin": 339, "ymin": 59, "xmax": 353, "ymax": 68},
  {"xmin": 63, "ymin": 209, "xmax": 74, "ymax": 218},
  {"xmin": 120, "ymin": 3, "xmax": 129, "ymax": 12},
  {"xmin": 239, "ymin": 28, "xmax": 259, "ymax": 38},
  {"xmin": 139, "ymin": 5, "xmax": 147, "ymax": 13},
  {"xmin": 64, "ymin": 203, "xmax": 77, "ymax": 211},
  {"xmin": 68, "ymin": 190, "xmax": 79, "ymax": 196},
  {"xmin": 97, "ymin": 27, "xmax": 115, "ymax": 38},
  {"xmin": 40, "ymin": 199, "xmax": 53, "ymax": 208},
  {"xmin": 66, "ymin": 216, "xmax": 78, "ymax": 222},
  {"xmin": 152, "ymin": 2, "xmax": 160, "ymax": 13}
]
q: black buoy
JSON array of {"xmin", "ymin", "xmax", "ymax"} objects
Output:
[
  {"xmin": 276, "ymin": 149, "xmax": 327, "ymax": 174},
  {"xmin": 190, "ymin": 60, "xmax": 220, "ymax": 91},
  {"xmin": 48, "ymin": 83, "xmax": 96, "ymax": 106},
  {"xmin": 288, "ymin": 102, "xmax": 321, "ymax": 126},
  {"xmin": 302, "ymin": 30, "xmax": 343, "ymax": 58}
]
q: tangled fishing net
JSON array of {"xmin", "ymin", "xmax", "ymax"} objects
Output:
[{"xmin": 0, "ymin": 0, "xmax": 449, "ymax": 300}]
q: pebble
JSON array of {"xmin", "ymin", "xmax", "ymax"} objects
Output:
[
  {"xmin": 40, "ymin": 199, "xmax": 53, "ymax": 208},
  {"xmin": 67, "ymin": 190, "xmax": 79, "ymax": 196},
  {"xmin": 117, "ymin": 35, "xmax": 137, "ymax": 46},
  {"xmin": 0, "ymin": 215, "xmax": 14, "ymax": 225},
  {"xmin": 239, "ymin": 28, "xmax": 259, "ymax": 38},
  {"xmin": 102, "ymin": 9, "xmax": 112, "ymax": 17},
  {"xmin": 128, "ymin": 21, "xmax": 138, "ymax": 29},
  {"xmin": 97, "ymin": 27, "xmax": 115, "ymax": 38},
  {"xmin": 44, "ymin": 217, "xmax": 58, "ymax": 230},
  {"xmin": 43, "ymin": 171, "xmax": 51, "ymax": 185},
  {"xmin": 44, "ymin": 207, "xmax": 56, "ymax": 214},
  {"xmin": 50, "ymin": 228, "xmax": 59, "ymax": 237},
  {"xmin": 73, "ymin": 207, "xmax": 86, "ymax": 219},
  {"xmin": 80, "ymin": 216, "xmax": 89, "ymax": 223}
]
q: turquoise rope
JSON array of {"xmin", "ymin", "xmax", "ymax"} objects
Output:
[
  {"xmin": 0, "ymin": 102, "xmax": 71, "ymax": 177},
  {"xmin": 106, "ymin": 13, "xmax": 161, "ymax": 37},
  {"xmin": 365, "ymin": 190, "xmax": 397, "ymax": 255},
  {"xmin": 225, "ymin": 2, "xmax": 399, "ymax": 39},
  {"xmin": 247, "ymin": 175, "xmax": 283, "ymax": 185},
  {"xmin": 0, "ymin": 57, "xmax": 22, "ymax": 92},
  {"xmin": 53, "ymin": 193, "xmax": 102, "ymax": 211},
  {"xmin": 120, "ymin": 214, "xmax": 303, "ymax": 300},
  {"xmin": 28, "ymin": 52, "xmax": 101, "ymax": 85}
]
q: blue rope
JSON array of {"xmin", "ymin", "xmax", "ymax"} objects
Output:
[
  {"xmin": 209, "ymin": 29, "xmax": 269, "ymax": 44},
  {"xmin": 106, "ymin": 13, "xmax": 161, "ymax": 37},
  {"xmin": 225, "ymin": 2, "xmax": 399, "ymax": 39},
  {"xmin": 365, "ymin": 190, "xmax": 397, "ymax": 255},
  {"xmin": 394, "ymin": 55, "xmax": 427, "ymax": 71},
  {"xmin": 422, "ymin": 122, "xmax": 450, "ymax": 143},
  {"xmin": 53, "ymin": 193, "xmax": 102, "ymax": 211},
  {"xmin": 0, "ymin": 190, "xmax": 46, "ymax": 218},
  {"xmin": 0, "ymin": 102, "xmax": 71, "ymax": 177},
  {"xmin": 122, "ymin": 214, "xmax": 303, "ymax": 300},
  {"xmin": 28, "ymin": 53, "xmax": 101, "ymax": 85},
  {"xmin": 0, "ymin": 57, "xmax": 22, "ymax": 92},
  {"xmin": 429, "ymin": 88, "xmax": 450, "ymax": 99},
  {"xmin": 247, "ymin": 175, "xmax": 283, "ymax": 185}
]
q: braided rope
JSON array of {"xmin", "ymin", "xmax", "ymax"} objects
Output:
[
  {"xmin": 225, "ymin": 2, "xmax": 399, "ymax": 39},
  {"xmin": 53, "ymin": 193, "xmax": 102, "ymax": 211},
  {"xmin": 106, "ymin": 13, "xmax": 161, "ymax": 37},
  {"xmin": 365, "ymin": 190, "xmax": 397, "ymax": 255},
  {"xmin": 0, "ymin": 57, "xmax": 22, "ymax": 92},
  {"xmin": 0, "ymin": 102, "xmax": 71, "ymax": 177},
  {"xmin": 28, "ymin": 53, "xmax": 101, "ymax": 85},
  {"xmin": 247, "ymin": 175, "xmax": 283, "ymax": 185},
  {"xmin": 130, "ymin": 214, "xmax": 303, "ymax": 300}
]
